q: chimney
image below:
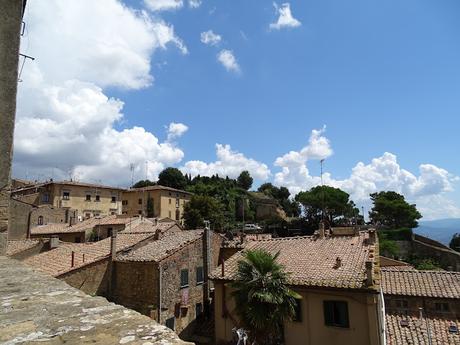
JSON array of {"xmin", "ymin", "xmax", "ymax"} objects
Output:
[
  {"xmin": 49, "ymin": 235, "xmax": 59, "ymax": 249},
  {"xmin": 154, "ymin": 218, "xmax": 158, "ymax": 226},
  {"xmin": 365, "ymin": 260, "xmax": 374, "ymax": 286},
  {"xmin": 334, "ymin": 257, "xmax": 342, "ymax": 269},
  {"xmin": 368, "ymin": 229, "xmax": 376, "ymax": 245},
  {"xmin": 319, "ymin": 221, "xmax": 325, "ymax": 238},
  {"xmin": 110, "ymin": 229, "xmax": 118, "ymax": 261}
]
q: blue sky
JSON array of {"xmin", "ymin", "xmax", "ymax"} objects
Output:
[{"xmin": 15, "ymin": 0, "xmax": 460, "ymax": 219}]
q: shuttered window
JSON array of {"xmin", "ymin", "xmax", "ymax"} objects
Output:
[
  {"xmin": 323, "ymin": 301, "xmax": 349, "ymax": 328},
  {"xmin": 180, "ymin": 269, "xmax": 189, "ymax": 288}
]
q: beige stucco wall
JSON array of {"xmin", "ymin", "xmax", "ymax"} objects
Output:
[
  {"xmin": 122, "ymin": 189, "xmax": 190, "ymax": 224},
  {"xmin": 214, "ymin": 283, "xmax": 382, "ymax": 345}
]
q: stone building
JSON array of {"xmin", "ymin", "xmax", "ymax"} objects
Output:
[
  {"xmin": 382, "ymin": 268, "xmax": 460, "ymax": 344},
  {"xmin": 211, "ymin": 230, "xmax": 385, "ymax": 345},
  {"xmin": 12, "ymin": 180, "xmax": 124, "ymax": 219},
  {"xmin": 114, "ymin": 229, "xmax": 223, "ymax": 338},
  {"xmin": 122, "ymin": 185, "xmax": 191, "ymax": 224}
]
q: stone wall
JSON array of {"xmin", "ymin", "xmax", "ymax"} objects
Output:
[
  {"xmin": 9, "ymin": 198, "xmax": 34, "ymax": 240},
  {"xmin": 113, "ymin": 261, "xmax": 159, "ymax": 316},
  {"xmin": 0, "ymin": 0, "xmax": 23, "ymax": 255},
  {"xmin": 31, "ymin": 206, "xmax": 76, "ymax": 227},
  {"xmin": 412, "ymin": 237, "xmax": 460, "ymax": 271},
  {"xmin": 59, "ymin": 258, "xmax": 110, "ymax": 296}
]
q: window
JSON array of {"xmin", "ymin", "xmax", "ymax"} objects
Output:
[
  {"xmin": 62, "ymin": 191, "xmax": 70, "ymax": 200},
  {"xmin": 195, "ymin": 303, "xmax": 203, "ymax": 317},
  {"xmin": 41, "ymin": 194, "xmax": 50, "ymax": 203},
  {"xmin": 138, "ymin": 210, "xmax": 142, "ymax": 215},
  {"xmin": 86, "ymin": 194, "xmax": 91, "ymax": 201},
  {"xmin": 37, "ymin": 216, "xmax": 44, "ymax": 225},
  {"xmin": 75, "ymin": 237, "xmax": 81, "ymax": 243},
  {"xmin": 111, "ymin": 196, "xmax": 116, "ymax": 203},
  {"xmin": 138, "ymin": 198, "xmax": 142, "ymax": 205},
  {"xmin": 165, "ymin": 317, "xmax": 175, "ymax": 330},
  {"xmin": 395, "ymin": 299, "xmax": 409, "ymax": 309},
  {"xmin": 176, "ymin": 198, "xmax": 180, "ymax": 208},
  {"xmin": 435, "ymin": 302, "xmax": 449, "ymax": 312},
  {"xmin": 180, "ymin": 269, "xmax": 189, "ymax": 288},
  {"xmin": 323, "ymin": 301, "xmax": 349, "ymax": 328},
  {"xmin": 169, "ymin": 198, "xmax": 172, "ymax": 204},
  {"xmin": 122, "ymin": 200, "xmax": 128, "ymax": 206},
  {"xmin": 196, "ymin": 266, "xmax": 204, "ymax": 285},
  {"xmin": 293, "ymin": 299, "xmax": 302, "ymax": 322},
  {"xmin": 175, "ymin": 209, "xmax": 180, "ymax": 221},
  {"xmin": 95, "ymin": 195, "xmax": 100, "ymax": 202}
]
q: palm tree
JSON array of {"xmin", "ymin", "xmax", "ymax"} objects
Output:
[{"xmin": 231, "ymin": 249, "xmax": 301, "ymax": 345}]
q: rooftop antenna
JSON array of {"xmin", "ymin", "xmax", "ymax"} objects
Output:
[
  {"xmin": 320, "ymin": 159, "xmax": 325, "ymax": 223},
  {"xmin": 129, "ymin": 163, "xmax": 135, "ymax": 188},
  {"xmin": 18, "ymin": 53, "xmax": 34, "ymax": 82}
]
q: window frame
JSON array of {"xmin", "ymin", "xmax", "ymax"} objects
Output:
[
  {"xmin": 196, "ymin": 266, "xmax": 204, "ymax": 285},
  {"xmin": 435, "ymin": 302, "xmax": 449, "ymax": 312},
  {"xmin": 180, "ymin": 268, "xmax": 189, "ymax": 288},
  {"xmin": 95, "ymin": 195, "xmax": 100, "ymax": 202},
  {"xmin": 62, "ymin": 191, "xmax": 70, "ymax": 200},
  {"xmin": 323, "ymin": 300, "xmax": 350, "ymax": 328},
  {"xmin": 85, "ymin": 194, "xmax": 91, "ymax": 201},
  {"xmin": 111, "ymin": 196, "xmax": 116, "ymax": 203}
]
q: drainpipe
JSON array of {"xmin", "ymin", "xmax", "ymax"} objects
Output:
[
  {"xmin": 203, "ymin": 221, "xmax": 211, "ymax": 315},
  {"xmin": 108, "ymin": 229, "xmax": 117, "ymax": 298}
]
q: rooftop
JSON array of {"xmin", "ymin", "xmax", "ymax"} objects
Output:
[
  {"xmin": 12, "ymin": 179, "xmax": 125, "ymax": 192},
  {"xmin": 24, "ymin": 233, "xmax": 154, "ymax": 277},
  {"xmin": 211, "ymin": 231, "xmax": 378, "ymax": 291},
  {"xmin": 6, "ymin": 239, "xmax": 41, "ymax": 256},
  {"xmin": 0, "ymin": 256, "xmax": 191, "ymax": 344},
  {"xmin": 30, "ymin": 215, "xmax": 138, "ymax": 235},
  {"xmin": 385, "ymin": 312, "xmax": 459, "ymax": 345},
  {"xmin": 128, "ymin": 184, "xmax": 192, "ymax": 195},
  {"xmin": 120, "ymin": 220, "xmax": 178, "ymax": 234},
  {"xmin": 117, "ymin": 230, "xmax": 203, "ymax": 262},
  {"xmin": 381, "ymin": 268, "xmax": 460, "ymax": 299}
]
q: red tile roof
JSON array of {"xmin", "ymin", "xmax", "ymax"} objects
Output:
[
  {"xmin": 210, "ymin": 232, "xmax": 378, "ymax": 290},
  {"xmin": 24, "ymin": 233, "xmax": 154, "ymax": 277},
  {"xmin": 128, "ymin": 184, "xmax": 192, "ymax": 194},
  {"xmin": 120, "ymin": 220, "xmax": 178, "ymax": 234},
  {"xmin": 385, "ymin": 312, "xmax": 459, "ymax": 345},
  {"xmin": 381, "ymin": 268, "xmax": 460, "ymax": 299},
  {"xmin": 117, "ymin": 230, "xmax": 203, "ymax": 262}
]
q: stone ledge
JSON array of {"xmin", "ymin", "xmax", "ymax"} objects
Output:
[{"xmin": 0, "ymin": 256, "xmax": 193, "ymax": 345}]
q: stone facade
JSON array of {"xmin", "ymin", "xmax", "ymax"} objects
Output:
[
  {"xmin": 60, "ymin": 258, "xmax": 111, "ymax": 296},
  {"xmin": 0, "ymin": 0, "xmax": 23, "ymax": 254}
]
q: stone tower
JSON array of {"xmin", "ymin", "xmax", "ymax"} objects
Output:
[{"xmin": 0, "ymin": 0, "xmax": 24, "ymax": 254}]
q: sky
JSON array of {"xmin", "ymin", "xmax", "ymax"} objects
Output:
[{"xmin": 14, "ymin": 0, "xmax": 460, "ymax": 220}]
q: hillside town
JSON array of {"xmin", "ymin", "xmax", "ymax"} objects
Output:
[{"xmin": 1, "ymin": 1, "xmax": 460, "ymax": 345}]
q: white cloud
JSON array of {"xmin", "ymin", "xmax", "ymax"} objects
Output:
[
  {"xmin": 273, "ymin": 128, "xmax": 459, "ymax": 219},
  {"xmin": 270, "ymin": 2, "xmax": 301, "ymax": 30},
  {"xmin": 188, "ymin": 0, "xmax": 201, "ymax": 8},
  {"xmin": 200, "ymin": 30, "xmax": 222, "ymax": 46},
  {"xmin": 167, "ymin": 122, "xmax": 189, "ymax": 141},
  {"xmin": 182, "ymin": 144, "xmax": 271, "ymax": 180},
  {"xmin": 217, "ymin": 49, "xmax": 240, "ymax": 73},
  {"xmin": 144, "ymin": 0, "xmax": 183, "ymax": 11},
  {"xmin": 13, "ymin": 0, "xmax": 188, "ymax": 186}
]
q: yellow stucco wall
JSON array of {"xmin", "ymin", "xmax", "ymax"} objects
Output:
[
  {"xmin": 214, "ymin": 282, "xmax": 382, "ymax": 345},
  {"xmin": 121, "ymin": 189, "xmax": 190, "ymax": 224}
]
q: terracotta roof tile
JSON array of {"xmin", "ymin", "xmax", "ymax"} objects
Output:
[
  {"xmin": 6, "ymin": 240, "xmax": 42, "ymax": 256},
  {"xmin": 24, "ymin": 233, "xmax": 154, "ymax": 277},
  {"xmin": 120, "ymin": 220, "xmax": 177, "ymax": 234},
  {"xmin": 381, "ymin": 268, "xmax": 460, "ymax": 298},
  {"xmin": 385, "ymin": 312, "xmax": 459, "ymax": 345},
  {"xmin": 211, "ymin": 232, "xmax": 378, "ymax": 290},
  {"xmin": 117, "ymin": 230, "xmax": 203, "ymax": 262}
]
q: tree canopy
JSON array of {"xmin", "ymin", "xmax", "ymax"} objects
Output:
[
  {"xmin": 183, "ymin": 195, "xmax": 225, "ymax": 230},
  {"xmin": 450, "ymin": 233, "xmax": 460, "ymax": 252},
  {"xmin": 231, "ymin": 249, "xmax": 301, "ymax": 344},
  {"xmin": 237, "ymin": 170, "xmax": 253, "ymax": 190},
  {"xmin": 157, "ymin": 167, "xmax": 187, "ymax": 190},
  {"xmin": 295, "ymin": 185, "xmax": 360, "ymax": 229},
  {"xmin": 369, "ymin": 191, "xmax": 422, "ymax": 228},
  {"xmin": 132, "ymin": 179, "xmax": 156, "ymax": 188}
]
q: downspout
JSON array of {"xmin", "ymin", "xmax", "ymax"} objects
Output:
[
  {"xmin": 379, "ymin": 288, "xmax": 387, "ymax": 345},
  {"xmin": 157, "ymin": 261, "xmax": 162, "ymax": 324}
]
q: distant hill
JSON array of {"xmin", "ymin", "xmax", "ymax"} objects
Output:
[{"xmin": 414, "ymin": 218, "xmax": 460, "ymax": 245}]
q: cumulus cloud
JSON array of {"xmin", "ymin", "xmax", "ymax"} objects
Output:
[
  {"xmin": 182, "ymin": 144, "xmax": 271, "ymax": 180},
  {"xmin": 188, "ymin": 0, "xmax": 201, "ymax": 8},
  {"xmin": 217, "ymin": 49, "xmax": 240, "ymax": 73},
  {"xmin": 274, "ymin": 127, "xmax": 459, "ymax": 219},
  {"xmin": 14, "ymin": 0, "xmax": 188, "ymax": 185},
  {"xmin": 200, "ymin": 30, "xmax": 222, "ymax": 46},
  {"xmin": 144, "ymin": 0, "xmax": 183, "ymax": 11},
  {"xmin": 270, "ymin": 2, "xmax": 301, "ymax": 30},
  {"xmin": 167, "ymin": 122, "xmax": 189, "ymax": 141}
]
